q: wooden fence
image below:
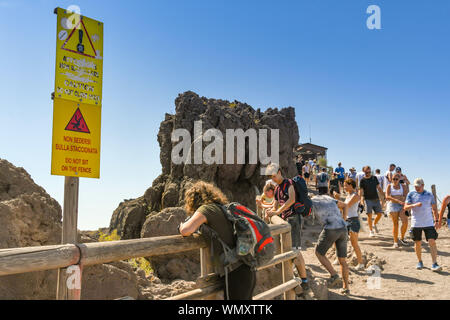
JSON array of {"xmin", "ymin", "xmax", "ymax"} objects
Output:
[{"xmin": 0, "ymin": 222, "xmax": 300, "ymax": 300}]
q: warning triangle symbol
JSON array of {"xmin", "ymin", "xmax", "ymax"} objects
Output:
[
  {"xmin": 61, "ymin": 18, "xmax": 97, "ymax": 58},
  {"xmin": 65, "ymin": 108, "xmax": 90, "ymax": 133}
]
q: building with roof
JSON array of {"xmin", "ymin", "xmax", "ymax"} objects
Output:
[{"xmin": 294, "ymin": 143, "xmax": 328, "ymax": 161}]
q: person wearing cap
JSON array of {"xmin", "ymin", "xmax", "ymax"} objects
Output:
[
  {"xmin": 348, "ymin": 167, "xmax": 357, "ymax": 182},
  {"xmin": 264, "ymin": 163, "xmax": 310, "ymax": 293},
  {"xmin": 404, "ymin": 178, "xmax": 442, "ymax": 272}
]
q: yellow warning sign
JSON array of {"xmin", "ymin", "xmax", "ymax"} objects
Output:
[
  {"xmin": 51, "ymin": 98, "xmax": 101, "ymax": 178},
  {"xmin": 54, "ymin": 7, "xmax": 103, "ymax": 105}
]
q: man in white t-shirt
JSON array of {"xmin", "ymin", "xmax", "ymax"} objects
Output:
[
  {"xmin": 404, "ymin": 178, "xmax": 442, "ymax": 272},
  {"xmin": 375, "ymin": 169, "xmax": 386, "ymax": 191},
  {"xmin": 302, "ymin": 163, "xmax": 311, "ymax": 184},
  {"xmin": 384, "ymin": 164, "xmax": 396, "ymax": 190},
  {"xmin": 355, "ymin": 168, "xmax": 365, "ymax": 190},
  {"xmin": 375, "ymin": 169, "xmax": 387, "ymax": 210}
]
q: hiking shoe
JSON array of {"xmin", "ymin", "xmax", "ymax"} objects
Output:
[
  {"xmin": 300, "ymin": 281, "xmax": 310, "ymax": 292},
  {"xmin": 369, "ymin": 231, "xmax": 375, "ymax": 238},
  {"xmin": 340, "ymin": 288, "xmax": 350, "ymax": 295},
  {"xmin": 416, "ymin": 261, "xmax": 424, "ymax": 270},
  {"xmin": 328, "ymin": 274, "xmax": 342, "ymax": 288},
  {"xmin": 393, "ymin": 242, "xmax": 399, "ymax": 249},
  {"xmin": 399, "ymin": 239, "xmax": 409, "ymax": 246},
  {"xmin": 431, "ymin": 263, "xmax": 442, "ymax": 272}
]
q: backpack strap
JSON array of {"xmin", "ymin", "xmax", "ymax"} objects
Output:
[
  {"xmin": 278, "ymin": 179, "xmax": 292, "ymax": 199},
  {"xmin": 200, "ymin": 223, "xmax": 236, "ymax": 300}
]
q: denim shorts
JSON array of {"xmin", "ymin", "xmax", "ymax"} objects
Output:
[
  {"xmin": 287, "ymin": 214, "xmax": 302, "ymax": 248},
  {"xmin": 315, "ymin": 227, "xmax": 348, "ymax": 258},
  {"xmin": 365, "ymin": 199, "xmax": 383, "ymax": 214},
  {"xmin": 346, "ymin": 217, "xmax": 360, "ymax": 233},
  {"xmin": 387, "ymin": 202, "xmax": 403, "ymax": 213}
]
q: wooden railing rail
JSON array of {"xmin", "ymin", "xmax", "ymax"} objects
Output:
[{"xmin": 0, "ymin": 222, "xmax": 298, "ymax": 300}]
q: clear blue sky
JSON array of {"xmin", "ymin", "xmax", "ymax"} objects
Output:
[{"xmin": 1, "ymin": 0, "xmax": 449, "ymax": 230}]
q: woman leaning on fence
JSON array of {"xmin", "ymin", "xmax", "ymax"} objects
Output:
[{"xmin": 178, "ymin": 181, "xmax": 257, "ymax": 300}]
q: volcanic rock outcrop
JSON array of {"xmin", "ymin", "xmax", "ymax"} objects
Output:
[
  {"xmin": 109, "ymin": 91, "xmax": 300, "ymax": 282},
  {"xmin": 0, "ymin": 159, "xmax": 62, "ymax": 299},
  {"xmin": 0, "ymin": 159, "xmax": 193, "ymax": 300}
]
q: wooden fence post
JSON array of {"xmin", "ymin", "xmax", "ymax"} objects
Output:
[
  {"xmin": 200, "ymin": 247, "xmax": 213, "ymax": 277},
  {"xmin": 280, "ymin": 231, "xmax": 296, "ymax": 300},
  {"xmin": 431, "ymin": 185, "xmax": 438, "ymax": 204},
  {"xmin": 200, "ymin": 245, "xmax": 218, "ymax": 299},
  {"xmin": 56, "ymin": 176, "xmax": 81, "ymax": 300}
]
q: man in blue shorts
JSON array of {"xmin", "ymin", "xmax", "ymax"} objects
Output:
[
  {"xmin": 359, "ymin": 166, "xmax": 384, "ymax": 237},
  {"xmin": 404, "ymin": 178, "xmax": 442, "ymax": 272}
]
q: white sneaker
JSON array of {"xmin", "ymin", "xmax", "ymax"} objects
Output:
[
  {"xmin": 393, "ymin": 242, "xmax": 399, "ymax": 248},
  {"xmin": 373, "ymin": 225, "xmax": 379, "ymax": 234},
  {"xmin": 369, "ymin": 231, "xmax": 375, "ymax": 237}
]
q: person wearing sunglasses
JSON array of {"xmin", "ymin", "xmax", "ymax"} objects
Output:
[
  {"xmin": 386, "ymin": 173, "xmax": 409, "ymax": 248},
  {"xmin": 359, "ymin": 166, "xmax": 385, "ymax": 237},
  {"xmin": 404, "ymin": 178, "xmax": 442, "ymax": 272}
]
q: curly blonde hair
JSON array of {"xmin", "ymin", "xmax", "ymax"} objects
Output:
[{"xmin": 184, "ymin": 181, "xmax": 228, "ymax": 215}]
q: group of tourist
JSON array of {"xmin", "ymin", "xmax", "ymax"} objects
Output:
[
  {"xmin": 177, "ymin": 158, "xmax": 449, "ymax": 299},
  {"xmin": 295, "ymin": 158, "xmax": 447, "ymax": 286}
]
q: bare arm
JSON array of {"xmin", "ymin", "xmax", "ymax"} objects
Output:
[
  {"xmin": 179, "ymin": 211, "xmax": 207, "ymax": 236},
  {"xmin": 336, "ymin": 193, "xmax": 359, "ymax": 219},
  {"xmin": 385, "ymin": 184, "xmax": 393, "ymax": 202},
  {"xmin": 347, "ymin": 193, "xmax": 361, "ymax": 208},
  {"xmin": 432, "ymin": 203, "xmax": 439, "ymax": 222},
  {"xmin": 386, "ymin": 172, "xmax": 392, "ymax": 183},
  {"xmin": 438, "ymin": 196, "xmax": 450, "ymax": 224},
  {"xmin": 385, "ymin": 185, "xmax": 404, "ymax": 204},
  {"xmin": 260, "ymin": 202, "xmax": 274, "ymax": 209},
  {"xmin": 266, "ymin": 199, "xmax": 279, "ymax": 220},
  {"xmin": 404, "ymin": 175, "xmax": 410, "ymax": 185},
  {"xmin": 404, "ymin": 201, "xmax": 421, "ymax": 211}
]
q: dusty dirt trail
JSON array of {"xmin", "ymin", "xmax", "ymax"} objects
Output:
[{"xmin": 300, "ymin": 199, "xmax": 450, "ymax": 300}]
